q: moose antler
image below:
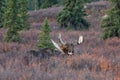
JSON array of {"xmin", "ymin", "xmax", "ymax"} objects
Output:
[
  {"xmin": 58, "ymin": 33, "xmax": 66, "ymax": 45},
  {"xmin": 51, "ymin": 39, "xmax": 64, "ymax": 54},
  {"xmin": 78, "ymin": 35, "xmax": 83, "ymax": 44},
  {"xmin": 51, "ymin": 33, "xmax": 83, "ymax": 55}
]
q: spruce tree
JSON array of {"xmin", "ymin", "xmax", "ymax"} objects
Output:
[
  {"xmin": 39, "ymin": 0, "xmax": 58, "ymax": 9},
  {"xmin": 57, "ymin": 0, "xmax": 89, "ymax": 30},
  {"xmin": 57, "ymin": 0, "xmax": 65, "ymax": 5},
  {"xmin": 101, "ymin": 0, "xmax": 120, "ymax": 39},
  {"xmin": 37, "ymin": 0, "xmax": 42, "ymax": 9},
  {"xmin": 38, "ymin": 18, "xmax": 54, "ymax": 49},
  {"xmin": 27, "ymin": 0, "xmax": 35, "ymax": 10},
  {"xmin": 0, "ymin": 0, "xmax": 6, "ymax": 28},
  {"xmin": 3, "ymin": 0, "xmax": 30, "ymax": 42},
  {"xmin": 5, "ymin": 28, "xmax": 21, "ymax": 42},
  {"xmin": 18, "ymin": 0, "xmax": 30, "ymax": 30},
  {"xmin": 3, "ymin": 0, "xmax": 20, "ymax": 42}
]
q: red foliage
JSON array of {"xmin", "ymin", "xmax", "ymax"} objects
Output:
[{"xmin": 0, "ymin": 1, "xmax": 120, "ymax": 80}]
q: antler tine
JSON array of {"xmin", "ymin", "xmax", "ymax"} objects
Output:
[
  {"xmin": 58, "ymin": 33, "xmax": 66, "ymax": 45},
  {"xmin": 51, "ymin": 39, "xmax": 64, "ymax": 54},
  {"xmin": 78, "ymin": 35, "xmax": 83, "ymax": 44}
]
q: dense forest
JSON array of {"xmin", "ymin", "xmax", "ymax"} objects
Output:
[
  {"xmin": 1, "ymin": 0, "xmax": 101, "ymax": 11},
  {"xmin": 27, "ymin": 0, "xmax": 101, "ymax": 10}
]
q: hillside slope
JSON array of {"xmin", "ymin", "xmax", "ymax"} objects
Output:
[{"xmin": 0, "ymin": 1, "xmax": 120, "ymax": 80}]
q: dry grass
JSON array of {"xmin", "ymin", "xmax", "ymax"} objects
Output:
[{"xmin": 0, "ymin": 1, "xmax": 120, "ymax": 80}]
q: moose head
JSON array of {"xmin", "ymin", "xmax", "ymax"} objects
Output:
[{"xmin": 51, "ymin": 33, "xmax": 83, "ymax": 55}]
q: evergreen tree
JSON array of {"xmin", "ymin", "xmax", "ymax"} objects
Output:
[
  {"xmin": 0, "ymin": 0, "xmax": 6, "ymax": 28},
  {"xmin": 57, "ymin": 0, "xmax": 89, "ymax": 30},
  {"xmin": 38, "ymin": 18, "xmax": 54, "ymax": 49},
  {"xmin": 27, "ymin": 0, "xmax": 39, "ymax": 10},
  {"xmin": 5, "ymin": 28, "xmax": 21, "ymax": 42},
  {"xmin": 39, "ymin": 0, "xmax": 58, "ymax": 9},
  {"xmin": 101, "ymin": 0, "xmax": 120, "ymax": 39},
  {"xmin": 27, "ymin": 0, "xmax": 35, "ymax": 10},
  {"xmin": 3, "ymin": 0, "xmax": 30, "ymax": 42},
  {"xmin": 18, "ymin": 0, "xmax": 30, "ymax": 30},
  {"xmin": 57, "ymin": 0, "xmax": 65, "ymax": 5},
  {"xmin": 3, "ymin": 0, "xmax": 20, "ymax": 42},
  {"xmin": 37, "ymin": 0, "xmax": 42, "ymax": 9}
]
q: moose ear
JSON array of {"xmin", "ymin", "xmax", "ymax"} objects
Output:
[{"xmin": 78, "ymin": 35, "xmax": 83, "ymax": 44}]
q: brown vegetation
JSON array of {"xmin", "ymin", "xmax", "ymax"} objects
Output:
[{"xmin": 0, "ymin": 1, "xmax": 120, "ymax": 80}]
